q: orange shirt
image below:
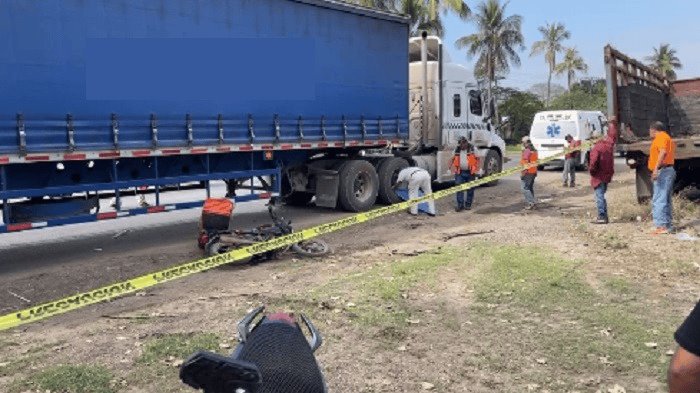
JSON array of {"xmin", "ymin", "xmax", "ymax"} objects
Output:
[
  {"xmin": 520, "ymin": 149, "xmax": 538, "ymax": 175},
  {"xmin": 647, "ymin": 131, "xmax": 675, "ymax": 171}
]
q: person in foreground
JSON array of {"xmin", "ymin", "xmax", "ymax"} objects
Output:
[
  {"xmin": 668, "ymin": 299, "xmax": 700, "ymax": 392},
  {"xmin": 520, "ymin": 136, "xmax": 538, "ymax": 210},
  {"xmin": 393, "ymin": 166, "xmax": 436, "ymax": 216},
  {"xmin": 451, "ymin": 137, "xmax": 479, "ymax": 211},
  {"xmin": 588, "ymin": 117, "xmax": 618, "ymax": 224},
  {"xmin": 648, "ymin": 121, "xmax": 676, "ymax": 234}
]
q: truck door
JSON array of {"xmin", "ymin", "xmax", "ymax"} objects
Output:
[
  {"xmin": 444, "ymin": 85, "xmax": 468, "ymax": 143},
  {"xmin": 435, "ymin": 84, "xmax": 467, "ymax": 182}
]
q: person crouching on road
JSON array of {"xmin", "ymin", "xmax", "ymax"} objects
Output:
[
  {"xmin": 520, "ymin": 136, "xmax": 538, "ymax": 210},
  {"xmin": 452, "ymin": 137, "xmax": 479, "ymax": 211},
  {"xmin": 588, "ymin": 117, "xmax": 617, "ymax": 224},
  {"xmin": 563, "ymin": 134, "xmax": 581, "ymax": 187},
  {"xmin": 393, "ymin": 167, "xmax": 436, "ymax": 216},
  {"xmin": 648, "ymin": 121, "xmax": 676, "ymax": 234}
]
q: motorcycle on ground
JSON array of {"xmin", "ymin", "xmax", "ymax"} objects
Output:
[{"xmin": 200, "ymin": 197, "xmax": 329, "ymax": 262}]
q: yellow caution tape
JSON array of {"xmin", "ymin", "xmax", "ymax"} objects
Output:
[{"xmin": 0, "ymin": 140, "xmax": 596, "ymax": 331}]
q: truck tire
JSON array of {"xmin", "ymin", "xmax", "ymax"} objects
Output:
[
  {"xmin": 482, "ymin": 149, "xmax": 502, "ymax": 186},
  {"xmin": 337, "ymin": 160, "xmax": 379, "ymax": 212},
  {"xmin": 377, "ymin": 157, "xmax": 409, "ymax": 204}
]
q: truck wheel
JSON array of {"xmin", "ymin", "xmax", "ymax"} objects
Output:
[
  {"xmin": 377, "ymin": 157, "xmax": 408, "ymax": 204},
  {"xmin": 337, "ymin": 160, "xmax": 379, "ymax": 212},
  {"xmin": 482, "ymin": 149, "xmax": 502, "ymax": 186}
]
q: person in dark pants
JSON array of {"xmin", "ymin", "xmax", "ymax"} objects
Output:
[
  {"xmin": 451, "ymin": 137, "xmax": 478, "ymax": 211},
  {"xmin": 668, "ymin": 299, "xmax": 700, "ymax": 392},
  {"xmin": 520, "ymin": 136, "xmax": 538, "ymax": 210},
  {"xmin": 588, "ymin": 117, "xmax": 618, "ymax": 224}
]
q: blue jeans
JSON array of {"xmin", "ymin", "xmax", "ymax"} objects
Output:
[
  {"xmin": 455, "ymin": 172, "xmax": 474, "ymax": 208},
  {"xmin": 652, "ymin": 166, "xmax": 676, "ymax": 229},
  {"xmin": 594, "ymin": 183, "xmax": 608, "ymax": 219},
  {"xmin": 521, "ymin": 174, "xmax": 536, "ymax": 204},
  {"xmin": 563, "ymin": 158, "xmax": 576, "ymax": 184}
]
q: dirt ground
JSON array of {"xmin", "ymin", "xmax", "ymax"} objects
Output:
[{"xmin": 0, "ymin": 160, "xmax": 698, "ymax": 393}]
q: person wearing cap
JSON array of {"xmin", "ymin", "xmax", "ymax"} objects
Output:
[
  {"xmin": 648, "ymin": 121, "xmax": 676, "ymax": 234},
  {"xmin": 588, "ymin": 117, "xmax": 617, "ymax": 224},
  {"xmin": 519, "ymin": 136, "xmax": 538, "ymax": 210},
  {"xmin": 562, "ymin": 134, "xmax": 581, "ymax": 187},
  {"xmin": 451, "ymin": 137, "xmax": 478, "ymax": 211}
]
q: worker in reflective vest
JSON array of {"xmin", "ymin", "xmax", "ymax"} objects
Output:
[
  {"xmin": 520, "ymin": 136, "xmax": 538, "ymax": 210},
  {"xmin": 451, "ymin": 137, "xmax": 479, "ymax": 211}
]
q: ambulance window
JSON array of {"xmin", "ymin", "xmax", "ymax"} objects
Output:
[
  {"xmin": 453, "ymin": 94, "xmax": 462, "ymax": 118},
  {"xmin": 469, "ymin": 90, "xmax": 482, "ymax": 116}
]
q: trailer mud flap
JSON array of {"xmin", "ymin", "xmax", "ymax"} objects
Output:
[{"xmin": 314, "ymin": 171, "xmax": 339, "ymax": 208}]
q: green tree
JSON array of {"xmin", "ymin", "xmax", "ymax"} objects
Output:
[
  {"xmin": 500, "ymin": 91, "xmax": 544, "ymax": 141},
  {"xmin": 555, "ymin": 47, "xmax": 588, "ymax": 89},
  {"xmin": 454, "ymin": 0, "xmax": 524, "ymax": 122},
  {"xmin": 356, "ymin": 0, "xmax": 470, "ymax": 37},
  {"xmin": 530, "ymin": 22, "xmax": 570, "ymax": 105},
  {"xmin": 645, "ymin": 43, "xmax": 682, "ymax": 80},
  {"xmin": 548, "ymin": 79, "xmax": 606, "ymax": 112}
]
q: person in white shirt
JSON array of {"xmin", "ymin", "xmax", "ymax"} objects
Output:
[{"xmin": 393, "ymin": 167, "xmax": 436, "ymax": 216}]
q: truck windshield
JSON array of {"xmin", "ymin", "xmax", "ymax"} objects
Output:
[{"xmin": 530, "ymin": 121, "xmax": 578, "ymax": 139}]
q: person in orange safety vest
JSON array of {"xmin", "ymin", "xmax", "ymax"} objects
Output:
[
  {"xmin": 520, "ymin": 136, "xmax": 538, "ymax": 210},
  {"xmin": 451, "ymin": 137, "xmax": 479, "ymax": 211}
]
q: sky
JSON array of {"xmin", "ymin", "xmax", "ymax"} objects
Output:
[{"xmin": 440, "ymin": 0, "xmax": 700, "ymax": 90}]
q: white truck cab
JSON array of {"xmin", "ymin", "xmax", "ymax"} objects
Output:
[
  {"xmin": 406, "ymin": 35, "xmax": 506, "ymax": 183},
  {"xmin": 529, "ymin": 110, "xmax": 606, "ymax": 168}
]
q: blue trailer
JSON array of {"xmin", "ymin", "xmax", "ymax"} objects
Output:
[{"xmin": 0, "ymin": 0, "xmax": 410, "ymax": 233}]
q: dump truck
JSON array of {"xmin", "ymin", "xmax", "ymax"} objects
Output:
[
  {"xmin": 0, "ymin": 0, "xmax": 504, "ymax": 233},
  {"xmin": 604, "ymin": 46, "xmax": 700, "ymax": 202}
]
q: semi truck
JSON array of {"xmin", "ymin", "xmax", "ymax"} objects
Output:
[
  {"xmin": 0, "ymin": 0, "xmax": 504, "ymax": 234},
  {"xmin": 604, "ymin": 46, "xmax": 700, "ymax": 202}
]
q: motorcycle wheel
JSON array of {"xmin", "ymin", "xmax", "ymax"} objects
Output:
[{"xmin": 291, "ymin": 239, "xmax": 329, "ymax": 258}]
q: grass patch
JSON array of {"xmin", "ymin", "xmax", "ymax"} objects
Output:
[
  {"xmin": 128, "ymin": 332, "xmax": 220, "ymax": 391},
  {"xmin": 310, "ymin": 247, "xmax": 461, "ymax": 341},
  {"xmin": 138, "ymin": 332, "xmax": 220, "ymax": 366},
  {"xmin": 469, "ymin": 243, "xmax": 676, "ymax": 384},
  {"xmin": 674, "ymin": 192, "xmax": 700, "ymax": 221},
  {"xmin": 599, "ymin": 233, "xmax": 629, "ymax": 250},
  {"xmin": 13, "ymin": 364, "xmax": 116, "ymax": 393},
  {"xmin": 603, "ymin": 276, "xmax": 633, "ymax": 295}
]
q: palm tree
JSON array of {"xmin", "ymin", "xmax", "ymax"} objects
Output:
[
  {"xmin": 530, "ymin": 22, "xmax": 570, "ymax": 105},
  {"xmin": 555, "ymin": 47, "xmax": 588, "ymax": 89},
  {"xmin": 355, "ymin": 0, "xmax": 469, "ymax": 37},
  {"xmin": 454, "ymin": 0, "xmax": 524, "ymax": 121},
  {"xmin": 645, "ymin": 43, "xmax": 682, "ymax": 80}
]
